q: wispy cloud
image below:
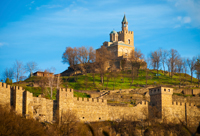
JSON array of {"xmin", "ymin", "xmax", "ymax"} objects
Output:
[
  {"xmin": 36, "ymin": 5, "xmax": 62, "ymax": 10},
  {"xmin": 168, "ymin": 0, "xmax": 200, "ymax": 28},
  {"xmin": 174, "ymin": 24, "xmax": 181, "ymax": 28},
  {"xmin": 183, "ymin": 17, "xmax": 191, "ymax": 23},
  {"xmin": 0, "ymin": 42, "xmax": 8, "ymax": 47},
  {"xmin": 26, "ymin": 0, "xmax": 35, "ymax": 10}
]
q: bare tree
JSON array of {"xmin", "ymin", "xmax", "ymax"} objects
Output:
[
  {"xmin": 176, "ymin": 58, "xmax": 183, "ymax": 74},
  {"xmin": 37, "ymin": 76, "xmax": 47, "ymax": 95},
  {"xmin": 166, "ymin": 58, "xmax": 171, "ymax": 77},
  {"xmin": 96, "ymin": 46, "xmax": 113, "ymax": 84},
  {"xmin": 121, "ymin": 59, "xmax": 127, "ymax": 83},
  {"xmin": 62, "ymin": 47, "xmax": 79, "ymax": 81},
  {"xmin": 13, "ymin": 60, "xmax": 26, "ymax": 82},
  {"xmin": 88, "ymin": 47, "xmax": 96, "ymax": 87},
  {"xmin": 187, "ymin": 56, "xmax": 197, "ymax": 83},
  {"xmin": 109, "ymin": 60, "xmax": 119, "ymax": 90},
  {"xmin": 56, "ymin": 74, "xmax": 62, "ymax": 89},
  {"xmin": 129, "ymin": 48, "xmax": 144, "ymax": 87},
  {"xmin": 145, "ymin": 57, "xmax": 151, "ymax": 85},
  {"xmin": 161, "ymin": 49, "xmax": 168, "ymax": 75},
  {"xmin": 47, "ymin": 68, "xmax": 56, "ymax": 99},
  {"xmin": 150, "ymin": 49, "xmax": 162, "ymax": 76},
  {"xmin": 169, "ymin": 49, "xmax": 180, "ymax": 78},
  {"xmin": 182, "ymin": 58, "xmax": 188, "ymax": 78},
  {"xmin": 25, "ymin": 61, "xmax": 38, "ymax": 77},
  {"xmin": 77, "ymin": 46, "xmax": 89, "ymax": 74},
  {"xmin": 176, "ymin": 58, "xmax": 185, "ymax": 87},
  {"xmin": 2, "ymin": 68, "xmax": 14, "ymax": 82},
  {"xmin": 77, "ymin": 46, "xmax": 92, "ymax": 90}
]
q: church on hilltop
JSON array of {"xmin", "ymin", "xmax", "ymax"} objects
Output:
[
  {"xmin": 96, "ymin": 14, "xmax": 145, "ymax": 70},
  {"xmin": 100, "ymin": 14, "xmax": 135, "ymax": 59}
]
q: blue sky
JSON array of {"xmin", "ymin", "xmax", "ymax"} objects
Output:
[{"xmin": 0, "ymin": 0, "xmax": 200, "ymax": 80}]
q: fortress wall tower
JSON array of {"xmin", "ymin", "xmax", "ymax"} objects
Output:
[
  {"xmin": 12, "ymin": 86, "xmax": 25, "ymax": 115},
  {"xmin": 149, "ymin": 86, "xmax": 200, "ymax": 125},
  {"xmin": 56, "ymin": 88, "xmax": 74, "ymax": 122},
  {"xmin": 149, "ymin": 87, "xmax": 173, "ymax": 119},
  {"xmin": 0, "ymin": 82, "xmax": 11, "ymax": 106},
  {"xmin": 23, "ymin": 91, "xmax": 33, "ymax": 118}
]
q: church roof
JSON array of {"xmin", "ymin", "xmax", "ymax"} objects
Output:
[
  {"xmin": 110, "ymin": 30, "xmax": 117, "ymax": 34},
  {"xmin": 122, "ymin": 14, "xmax": 128, "ymax": 23}
]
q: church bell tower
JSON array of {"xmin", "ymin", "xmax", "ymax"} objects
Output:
[{"xmin": 122, "ymin": 14, "xmax": 128, "ymax": 31}]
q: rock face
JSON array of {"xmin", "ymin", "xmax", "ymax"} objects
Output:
[{"xmin": 0, "ymin": 82, "xmax": 200, "ymax": 126}]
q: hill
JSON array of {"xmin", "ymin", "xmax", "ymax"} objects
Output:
[{"xmin": 10, "ymin": 69, "xmax": 199, "ymax": 100}]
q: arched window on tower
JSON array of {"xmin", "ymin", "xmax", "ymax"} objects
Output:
[{"xmin": 128, "ymin": 39, "xmax": 130, "ymax": 44}]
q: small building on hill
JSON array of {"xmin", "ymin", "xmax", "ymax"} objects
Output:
[{"xmin": 33, "ymin": 71, "xmax": 54, "ymax": 77}]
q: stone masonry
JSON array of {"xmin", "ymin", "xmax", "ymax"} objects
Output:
[{"xmin": 0, "ymin": 82, "xmax": 200, "ymax": 127}]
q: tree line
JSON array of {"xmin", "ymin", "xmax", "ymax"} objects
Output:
[
  {"xmin": 2, "ymin": 61, "xmax": 38, "ymax": 83},
  {"xmin": 62, "ymin": 46, "xmax": 200, "ymax": 88},
  {"xmin": 149, "ymin": 48, "xmax": 200, "ymax": 85},
  {"xmin": 62, "ymin": 46, "xmax": 145, "ymax": 89}
]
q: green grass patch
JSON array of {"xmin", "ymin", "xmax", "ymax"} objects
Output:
[
  {"xmin": 24, "ymin": 86, "xmax": 42, "ymax": 97},
  {"xmin": 74, "ymin": 91, "xmax": 90, "ymax": 98},
  {"xmin": 173, "ymin": 93, "xmax": 193, "ymax": 97},
  {"xmin": 60, "ymin": 69, "xmax": 199, "ymax": 91}
]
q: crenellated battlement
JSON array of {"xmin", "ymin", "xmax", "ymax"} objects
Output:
[
  {"xmin": 172, "ymin": 101, "xmax": 184, "ymax": 106},
  {"xmin": 139, "ymin": 101, "xmax": 148, "ymax": 106},
  {"xmin": 171, "ymin": 101, "xmax": 196, "ymax": 107},
  {"xmin": 58, "ymin": 88, "xmax": 73, "ymax": 93},
  {"xmin": 186, "ymin": 102, "xmax": 195, "ymax": 107},
  {"xmin": 12, "ymin": 85, "xmax": 25, "ymax": 92},
  {"xmin": 0, "ymin": 82, "xmax": 10, "ymax": 89},
  {"xmin": 74, "ymin": 97, "xmax": 107, "ymax": 104},
  {"xmin": 149, "ymin": 86, "xmax": 173, "ymax": 95},
  {"xmin": 118, "ymin": 31, "xmax": 133, "ymax": 35},
  {"xmin": 1, "ymin": 82, "xmax": 200, "ymax": 124}
]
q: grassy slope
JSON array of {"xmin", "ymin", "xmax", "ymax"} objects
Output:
[
  {"xmin": 63, "ymin": 69, "xmax": 199, "ymax": 91},
  {"xmin": 13, "ymin": 69, "xmax": 199, "ymax": 99}
]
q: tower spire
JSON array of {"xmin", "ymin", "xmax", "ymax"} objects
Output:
[
  {"xmin": 122, "ymin": 14, "xmax": 128, "ymax": 31},
  {"xmin": 122, "ymin": 14, "xmax": 128, "ymax": 23}
]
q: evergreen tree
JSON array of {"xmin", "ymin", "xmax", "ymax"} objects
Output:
[{"xmin": 5, "ymin": 78, "xmax": 10, "ymax": 84}]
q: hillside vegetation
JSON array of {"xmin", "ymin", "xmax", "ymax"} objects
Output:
[
  {"xmin": 11, "ymin": 69, "xmax": 199, "ymax": 100},
  {"xmin": 62, "ymin": 69, "xmax": 199, "ymax": 91}
]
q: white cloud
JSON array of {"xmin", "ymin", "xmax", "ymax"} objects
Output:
[
  {"xmin": 0, "ymin": 42, "xmax": 8, "ymax": 47},
  {"xmin": 183, "ymin": 17, "xmax": 191, "ymax": 23},
  {"xmin": 177, "ymin": 16, "xmax": 182, "ymax": 21},
  {"xmin": 36, "ymin": 5, "xmax": 62, "ymax": 10},
  {"xmin": 169, "ymin": 0, "xmax": 200, "ymax": 28},
  {"xmin": 175, "ymin": 16, "xmax": 191, "ymax": 27},
  {"xmin": 174, "ymin": 24, "xmax": 181, "ymax": 28}
]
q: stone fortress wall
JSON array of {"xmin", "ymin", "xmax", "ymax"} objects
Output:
[
  {"xmin": 0, "ymin": 82, "xmax": 200, "ymax": 126},
  {"xmin": 0, "ymin": 82, "xmax": 148, "ymax": 123},
  {"xmin": 149, "ymin": 86, "xmax": 200, "ymax": 127}
]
